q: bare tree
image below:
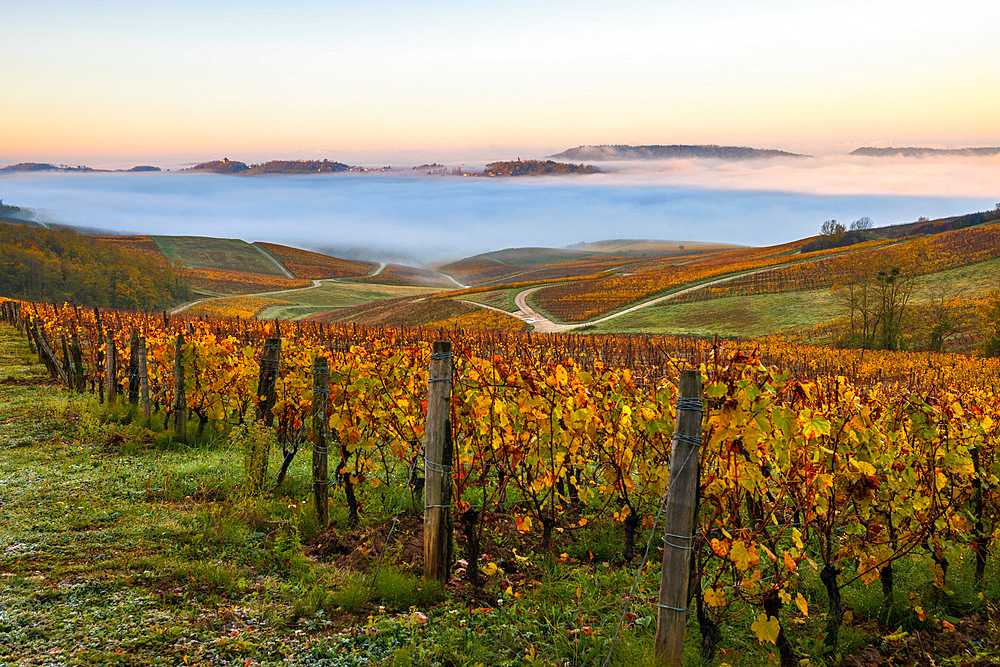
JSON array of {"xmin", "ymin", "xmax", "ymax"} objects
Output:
[
  {"xmin": 849, "ymin": 216, "xmax": 874, "ymax": 231},
  {"xmin": 820, "ymin": 219, "xmax": 846, "ymax": 236},
  {"xmin": 833, "ymin": 253, "xmax": 916, "ymax": 350}
]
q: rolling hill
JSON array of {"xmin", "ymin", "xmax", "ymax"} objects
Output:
[
  {"xmin": 549, "ymin": 144, "xmax": 806, "ymax": 160},
  {"xmin": 850, "ymin": 146, "xmax": 1000, "ymax": 157},
  {"xmin": 6, "ymin": 204, "xmax": 1000, "ymax": 354}
]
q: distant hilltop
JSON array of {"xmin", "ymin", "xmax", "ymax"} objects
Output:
[
  {"xmin": 184, "ymin": 158, "xmax": 378, "ymax": 175},
  {"xmin": 483, "ymin": 160, "xmax": 600, "ymax": 176},
  {"xmin": 549, "ymin": 144, "xmax": 806, "ymax": 160},
  {"xmin": 850, "ymin": 146, "xmax": 1000, "ymax": 157},
  {"xmin": 0, "ymin": 162, "xmax": 160, "ymax": 173}
]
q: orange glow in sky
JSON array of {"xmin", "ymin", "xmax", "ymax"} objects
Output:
[{"xmin": 2, "ymin": 0, "xmax": 999, "ymax": 166}]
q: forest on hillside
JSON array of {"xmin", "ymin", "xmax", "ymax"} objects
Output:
[
  {"xmin": 0, "ymin": 224, "xmax": 191, "ymax": 311},
  {"xmin": 483, "ymin": 160, "xmax": 600, "ymax": 176}
]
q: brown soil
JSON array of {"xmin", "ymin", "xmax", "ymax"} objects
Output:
[{"xmin": 840, "ymin": 613, "xmax": 1000, "ymax": 666}]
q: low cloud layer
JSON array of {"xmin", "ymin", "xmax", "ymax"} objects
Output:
[{"xmin": 1, "ymin": 158, "xmax": 996, "ymax": 265}]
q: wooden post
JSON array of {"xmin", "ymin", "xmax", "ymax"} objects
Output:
[
  {"xmin": 70, "ymin": 332, "xmax": 85, "ymax": 393},
  {"xmin": 654, "ymin": 369, "xmax": 703, "ymax": 665},
  {"xmin": 23, "ymin": 314, "xmax": 37, "ymax": 354},
  {"xmin": 257, "ymin": 338, "xmax": 281, "ymax": 426},
  {"xmin": 173, "ymin": 332, "xmax": 187, "ymax": 442},
  {"xmin": 128, "ymin": 330, "xmax": 140, "ymax": 405},
  {"xmin": 104, "ymin": 330, "xmax": 117, "ymax": 403},
  {"xmin": 312, "ymin": 356, "xmax": 330, "ymax": 529},
  {"xmin": 424, "ymin": 340, "xmax": 454, "ymax": 582},
  {"xmin": 95, "ymin": 310, "xmax": 105, "ymax": 404},
  {"xmin": 31, "ymin": 319, "xmax": 66, "ymax": 384},
  {"xmin": 60, "ymin": 336, "xmax": 73, "ymax": 390},
  {"xmin": 138, "ymin": 335, "xmax": 150, "ymax": 419}
]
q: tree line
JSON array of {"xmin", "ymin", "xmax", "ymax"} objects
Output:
[{"xmin": 0, "ymin": 224, "xmax": 191, "ymax": 311}]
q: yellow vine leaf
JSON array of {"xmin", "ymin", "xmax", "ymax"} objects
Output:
[
  {"xmin": 795, "ymin": 593, "xmax": 809, "ymax": 617},
  {"xmin": 703, "ymin": 586, "xmax": 727, "ymax": 608},
  {"xmin": 729, "ymin": 540, "xmax": 759, "ymax": 571},
  {"xmin": 751, "ymin": 613, "xmax": 780, "ymax": 644}
]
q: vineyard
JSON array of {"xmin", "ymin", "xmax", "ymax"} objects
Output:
[
  {"xmin": 255, "ymin": 243, "xmax": 377, "ymax": 281},
  {"xmin": 668, "ymin": 223, "xmax": 1000, "ymax": 306},
  {"xmin": 527, "ymin": 221, "xmax": 1000, "ymax": 327},
  {"xmin": 4, "ymin": 296, "xmax": 999, "ymax": 664}
]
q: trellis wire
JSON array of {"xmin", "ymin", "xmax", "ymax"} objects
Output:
[
  {"xmin": 368, "ymin": 453, "xmax": 422, "ymax": 596},
  {"xmin": 600, "ymin": 440, "xmax": 700, "ymax": 667}
]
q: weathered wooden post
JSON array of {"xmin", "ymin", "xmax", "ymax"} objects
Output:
[
  {"xmin": 70, "ymin": 332, "xmax": 85, "ymax": 393},
  {"xmin": 312, "ymin": 356, "xmax": 330, "ymax": 529},
  {"xmin": 138, "ymin": 335, "xmax": 150, "ymax": 419},
  {"xmin": 104, "ymin": 330, "xmax": 117, "ymax": 403},
  {"xmin": 31, "ymin": 319, "xmax": 66, "ymax": 384},
  {"xmin": 654, "ymin": 369, "xmax": 703, "ymax": 665},
  {"xmin": 257, "ymin": 338, "xmax": 281, "ymax": 426},
  {"xmin": 173, "ymin": 332, "xmax": 187, "ymax": 442},
  {"xmin": 23, "ymin": 314, "xmax": 37, "ymax": 355},
  {"xmin": 128, "ymin": 330, "xmax": 140, "ymax": 406},
  {"xmin": 95, "ymin": 308, "xmax": 105, "ymax": 404},
  {"xmin": 424, "ymin": 341, "xmax": 454, "ymax": 582},
  {"xmin": 60, "ymin": 336, "xmax": 73, "ymax": 390}
]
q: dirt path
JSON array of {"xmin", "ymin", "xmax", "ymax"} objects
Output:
[
  {"xmin": 250, "ymin": 243, "xmax": 296, "ymax": 278},
  {"xmin": 472, "ymin": 264, "xmax": 790, "ymax": 333},
  {"xmin": 169, "ymin": 279, "xmax": 323, "ymax": 315},
  {"xmin": 367, "ymin": 262, "xmax": 387, "ymax": 277},
  {"xmin": 437, "ymin": 271, "xmax": 469, "ymax": 289}
]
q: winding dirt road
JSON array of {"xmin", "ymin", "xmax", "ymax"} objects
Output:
[{"xmin": 472, "ymin": 265, "xmax": 788, "ymax": 333}]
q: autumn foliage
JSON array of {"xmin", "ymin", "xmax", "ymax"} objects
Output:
[{"xmin": 9, "ymin": 297, "xmax": 1000, "ymax": 656}]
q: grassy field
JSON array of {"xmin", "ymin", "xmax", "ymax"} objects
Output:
[
  {"xmin": 583, "ymin": 290, "xmax": 837, "ymax": 337},
  {"xmin": 460, "ymin": 288, "xmax": 521, "ymax": 313},
  {"xmin": 153, "ymin": 236, "xmax": 289, "ymax": 276},
  {"xmin": 907, "ymin": 256, "xmax": 1000, "ymax": 301},
  {"xmin": 255, "ymin": 281, "xmax": 439, "ymax": 320}
]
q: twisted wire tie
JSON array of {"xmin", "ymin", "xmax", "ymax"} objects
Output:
[
  {"xmin": 656, "ymin": 603, "xmax": 689, "ymax": 612},
  {"xmin": 425, "ymin": 460, "xmax": 451, "ymax": 474},
  {"xmin": 428, "ymin": 377, "xmax": 451, "ymax": 384},
  {"xmin": 430, "ymin": 352, "xmax": 453, "ymax": 360},
  {"xmin": 425, "ymin": 504, "xmax": 453, "ymax": 509},
  {"xmin": 662, "ymin": 531, "xmax": 695, "ymax": 550},
  {"xmin": 676, "ymin": 397, "xmax": 703, "ymax": 412},
  {"xmin": 674, "ymin": 433, "xmax": 702, "ymax": 447}
]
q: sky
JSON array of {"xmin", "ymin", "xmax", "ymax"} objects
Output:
[{"xmin": 3, "ymin": 0, "xmax": 1000, "ymax": 167}]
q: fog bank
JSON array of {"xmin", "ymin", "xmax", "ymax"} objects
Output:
[{"xmin": 0, "ymin": 167, "xmax": 996, "ymax": 265}]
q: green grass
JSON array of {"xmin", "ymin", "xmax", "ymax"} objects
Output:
[
  {"xmin": 584, "ymin": 289, "xmax": 837, "ymax": 337},
  {"xmin": 909, "ymin": 256, "xmax": 1000, "ymax": 301},
  {"xmin": 152, "ymin": 236, "xmax": 288, "ymax": 276},
  {"xmin": 256, "ymin": 281, "xmax": 438, "ymax": 320},
  {"xmin": 479, "ymin": 247, "xmax": 604, "ymax": 268},
  {"xmin": 461, "ymin": 288, "xmax": 521, "ymax": 312}
]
